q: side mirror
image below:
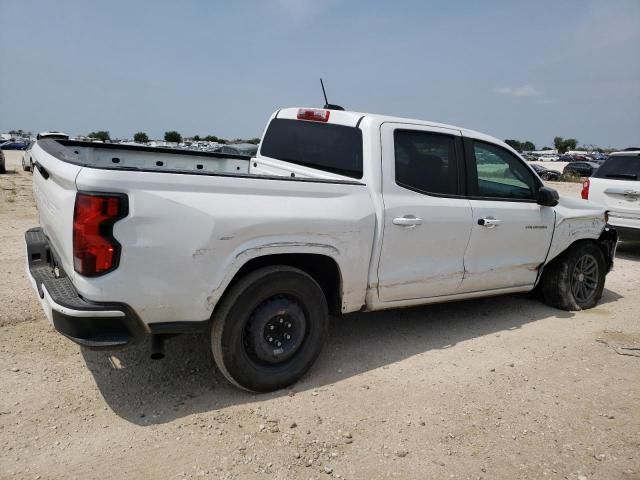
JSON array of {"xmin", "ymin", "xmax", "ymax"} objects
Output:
[{"xmin": 537, "ymin": 186, "xmax": 559, "ymax": 207}]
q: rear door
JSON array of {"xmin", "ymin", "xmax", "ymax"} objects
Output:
[
  {"xmin": 459, "ymin": 138, "xmax": 555, "ymax": 293},
  {"xmin": 377, "ymin": 123, "xmax": 472, "ymax": 301}
]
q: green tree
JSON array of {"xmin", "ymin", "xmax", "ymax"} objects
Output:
[
  {"xmin": 553, "ymin": 136, "xmax": 578, "ymax": 154},
  {"xmin": 521, "ymin": 141, "xmax": 536, "ymax": 151},
  {"xmin": 203, "ymin": 135, "xmax": 219, "ymax": 142},
  {"xmin": 553, "ymin": 136, "xmax": 564, "ymax": 151},
  {"xmin": 164, "ymin": 131, "xmax": 182, "ymax": 143},
  {"xmin": 247, "ymin": 138, "xmax": 261, "ymax": 145},
  {"xmin": 133, "ymin": 132, "xmax": 149, "ymax": 143},
  {"xmin": 563, "ymin": 138, "xmax": 577, "ymax": 152},
  {"xmin": 504, "ymin": 139, "xmax": 523, "ymax": 151},
  {"xmin": 88, "ymin": 131, "xmax": 111, "ymax": 142},
  {"xmin": 192, "ymin": 135, "xmax": 201, "ymax": 141}
]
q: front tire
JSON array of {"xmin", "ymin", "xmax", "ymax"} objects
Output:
[
  {"xmin": 211, "ymin": 266, "xmax": 329, "ymax": 392},
  {"xmin": 540, "ymin": 242, "xmax": 606, "ymax": 311}
]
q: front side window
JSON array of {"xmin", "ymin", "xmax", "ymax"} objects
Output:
[
  {"xmin": 394, "ymin": 130, "xmax": 459, "ymax": 195},
  {"xmin": 471, "ymin": 141, "xmax": 537, "ymax": 200}
]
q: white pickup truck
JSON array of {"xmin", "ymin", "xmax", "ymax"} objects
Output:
[
  {"xmin": 581, "ymin": 150, "xmax": 640, "ymax": 241},
  {"xmin": 25, "ymin": 107, "xmax": 617, "ymax": 392}
]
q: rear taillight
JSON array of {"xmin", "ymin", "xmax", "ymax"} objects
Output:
[
  {"xmin": 581, "ymin": 179, "xmax": 590, "ymax": 199},
  {"xmin": 297, "ymin": 108, "xmax": 330, "ymax": 122},
  {"xmin": 73, "ymin": 193, "xmax": 128, "ymax": 276}
]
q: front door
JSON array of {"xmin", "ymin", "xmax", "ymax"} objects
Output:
[
  {"xmin": 459, "ymin": 139, "xmax": 555, "ymax": 293},
  {"xmin": 377, "ymin": 123, "xmax": 472, "ymax": 302}
]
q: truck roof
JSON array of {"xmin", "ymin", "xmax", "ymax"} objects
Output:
[{"xmin": 276, "ymin": 107, "xmax": 513, "ymax": 153}]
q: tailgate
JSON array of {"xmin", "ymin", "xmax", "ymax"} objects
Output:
[{"xmin": 31, "ymin": 141, "xmax": 82, "ymax": 278}]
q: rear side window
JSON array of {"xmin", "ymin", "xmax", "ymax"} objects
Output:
[
  {"xmin": 394, "ymin": 130, "xmax": 459, "ymax": 195},
  {"xmin": 593, "ymin": 155, "xmax": 640, "ymax": 180},
  {"xmin": 260, "ymin": 118, "xmax": 363, "ymax": 179}
]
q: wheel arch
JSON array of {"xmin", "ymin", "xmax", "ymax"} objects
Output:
[
  {"xmin": 218, "ymin": 253, "xmax": 344, "ymax": 316},
  {"xmin": 536, "ymin": 231, "xmax": 615, "ymax": 288}
]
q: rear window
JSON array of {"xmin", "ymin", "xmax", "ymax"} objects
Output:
[
  {"xmin": 593, "ymin": 155, "xmax": 640, "ymax": 180},
  {"xmin": 260, "ymin": 118, "xmax": 363, "ymax": 179}
]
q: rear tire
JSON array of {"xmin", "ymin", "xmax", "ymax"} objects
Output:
[
  {"xmin": 540, "ymin": 242, "xmax": 606, "ymax": 311},
  {"xmin": 211, "ymin": 266, "xmax": 329, "ymax": 392}
]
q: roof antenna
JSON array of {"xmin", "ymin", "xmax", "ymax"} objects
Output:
[{"xmin": 320, "ymin": 78, "xmax": 344, "ymax": 111}]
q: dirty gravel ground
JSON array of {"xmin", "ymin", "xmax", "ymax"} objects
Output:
[{"xmin": 1, "ymin": 151, "xmax": 639, "ymax": 480}]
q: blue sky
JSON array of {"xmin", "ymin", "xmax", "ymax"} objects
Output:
[{"xmin": 1, "ymin": 0, "xmax": 638, "ymax": 148}]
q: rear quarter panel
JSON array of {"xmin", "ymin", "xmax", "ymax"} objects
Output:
[{"xmin": 73, "ymin": 168, "xmax": 376, "ymax": 325}]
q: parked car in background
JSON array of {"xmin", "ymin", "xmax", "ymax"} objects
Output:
[
  {"xmin": 212, "ymin": 145, "xmax": 243, "ymax": 155},
  {"xmin": 591, "ymin": 153, "xmax": 609, "ymax": 163},
  {"xmin": 531, "ymin": 163, "xmax": 561, "ymax": 181},
  {"xmin": 0, "ymin": 149, "xmax": 5, "ymax": 173},
  {"xmin": 0, "ymin": 141, "xmax": 29, "ymax": 150},
  {"xmin": 572, "ymin": 154, "xmax": 591, "ymax": 162},
  {"xmin": 19, "ymin": 133, "xmax": 69, "ymax": 171},
  {"xmin": 21, "ymin": 141, "xmax": 36, "ymax": 172},
  {"xmin": 558, "ymin": 154, "xmax": 574, "ymax": 162},
  {"xmin": 563, "ymin": 161, "xmax": 600, "ymax": 177},
  {"xmin": 537, "ymin": 154, "xmax": 559, "ymax": 162},
  {"xmin": 582, "ymin": 150, "xmax": 640, "ymax": 241}
]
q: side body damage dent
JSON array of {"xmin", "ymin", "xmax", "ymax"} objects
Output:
[{"xmin": 205, "ymin": 242, "xmax": 344, "ymax": 312}]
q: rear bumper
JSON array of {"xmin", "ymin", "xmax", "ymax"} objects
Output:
[{"xmin": 25, "ymin": 227, "xmax": 147, "ymax": 350}]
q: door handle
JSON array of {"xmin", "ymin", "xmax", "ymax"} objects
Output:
[
  {"xmin": 393, "ymin": 216, "xmax": 423, "ymax": 227},
  {"xmin": 478, "ymin": 217, "xmax": 501, "ymax": 228}
]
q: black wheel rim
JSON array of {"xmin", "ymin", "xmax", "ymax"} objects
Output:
[
  {"xmin": 243, "ymin": 295, "xmax": 307, "ymax": 365},
  {"xmin": 571, "ymin": 254, "xmax": 599, "ymax": 303}
]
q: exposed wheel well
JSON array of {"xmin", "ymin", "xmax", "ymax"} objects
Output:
[
  {"xmin": 540, "ymin": 234, "xmax": 614, "ymax": 284},
  {"xmin": 227, "ymin": 254, "xmax": 343, "ymax": 315}
]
